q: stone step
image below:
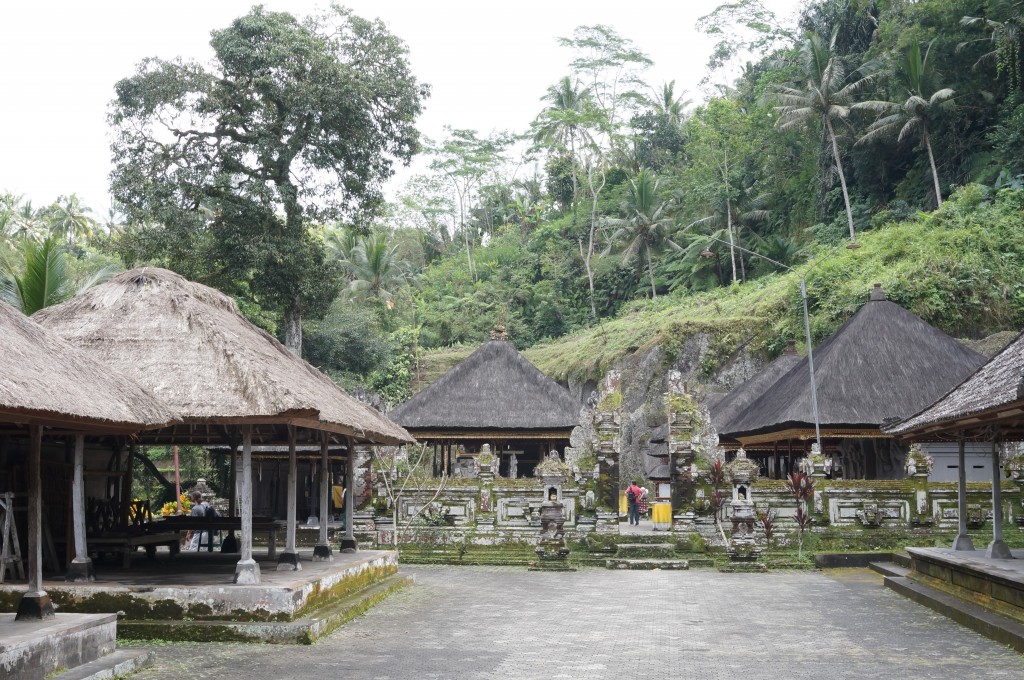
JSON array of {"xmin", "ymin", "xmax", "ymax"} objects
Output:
[
  {"xmin": 884, "ymin": 575, "xmax": 1024, "ymax": 654},
  {"xmin": 117, "ymin": 572, "xmax": 413, "ymax": 644},
  {"xmin": 52, "ymin": 649, "xmax": 152, "ymax": 680},
  {"xmin": 870, "ymin": 561, "xmax": 910, "ymax": 578},
  {"xmin": 615, "ymin": 543, "xmax": 676, "ymax": 559},
  {"xmin": 606, "ymin": 558, "xmax": 689, "ymax": 570},
  {"xmin": 892, "ymin": 552, "xmax": 912, "ymax": 569},
  {"xmin": 615, "ymin": 533, "xmax": 679, "ymax": 545}
]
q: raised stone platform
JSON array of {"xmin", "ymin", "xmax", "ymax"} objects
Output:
[
  {"xmin": 906, "ymin": 546, "xmax": 1024, "ymax": 623},
  {"xmin": 0, "ymin": 549, "xmax": 405, "ymax": 643},
  {"xmin": 0, "ymin": 612, "xmax": 116, "ymax": 680}
]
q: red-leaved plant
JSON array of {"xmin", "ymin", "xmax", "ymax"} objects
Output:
[{"xmin": 786, "ymin": 471, "xmax": 815, "ymax": 559}]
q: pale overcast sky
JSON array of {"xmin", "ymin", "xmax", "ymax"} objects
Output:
[{"xmin": 0, "ymin": 1, "xmax": 802, "ymax": 215}]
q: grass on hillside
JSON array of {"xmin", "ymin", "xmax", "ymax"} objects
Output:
[{"xmin": 419, "ymin": 186, "xmax": 1024, "ymax": 387}]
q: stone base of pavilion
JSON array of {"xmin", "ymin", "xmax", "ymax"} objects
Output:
[
  {"xmin": 882, "ymin": 546, "xmax": 1024, "ymax": 652},
  {"xmin": 0, "ymin": 611, "xmax": 151, "ymax": 680},
  {"xmin": 0, "ymin": 548, "xmax": 409, "ymax": 645}
]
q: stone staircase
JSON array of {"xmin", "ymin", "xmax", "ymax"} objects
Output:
[
  {"xmin": 870, "ymin": 553, "xmax": 1024, "ymax": 654},
  {"xmin": 606, "ymin": 534, "xmax": 688, "ymax": 570}
]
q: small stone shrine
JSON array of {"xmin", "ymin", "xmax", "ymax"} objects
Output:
[
  {"xmin": 530, "ymin": 452, "xmax": 576, "ymax": 571},
  {"xmin": 725, "ymin": 449, "xmax": 762, "ymax": 562}
]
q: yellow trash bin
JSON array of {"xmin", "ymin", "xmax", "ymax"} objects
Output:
[
  {"xmin": 652, "ymin": 503, "xmax": 672, "ymax": 531},
  {"xmin": 619, "ymin": 492, "xmax": 628, "ymax": 515}
]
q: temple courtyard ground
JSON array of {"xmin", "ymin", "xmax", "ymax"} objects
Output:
[{"xmin": 128, "ymin": 566, "xmax": 1022, "ymax": 679}]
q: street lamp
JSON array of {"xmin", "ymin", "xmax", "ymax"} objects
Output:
[{"xmin": 699, "ymin": 237, "xmax": 822, "ymax": 453}]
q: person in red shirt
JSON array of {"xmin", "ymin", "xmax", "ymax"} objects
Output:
[{"xmin": 626, "ymin": 480, "xmax": 643, "ymax": 526}]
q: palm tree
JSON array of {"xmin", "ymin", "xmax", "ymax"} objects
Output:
[
  {"xmin": 0, "ymin": 237, "xmax": 120, "ymax": 315},
  {"xmin": 648, "ymin": 80, "xmax": 691, "ymax": 125},
  {"xmin": 690, "ymin": 183, "xmax": 772, "ymax": 283},
  {"xmin": 856, "ymin": 40, "xmax": 955, "ymax": 207},
  {"xmin": 961, "ymin": 1, "xmax": 1024, "ymax": 90},
  {"xmin": 344, "ymin": 232, "xmax": 412, "ymax": 308},
  {"xmin": 532, "ymin": 77, "xmax": 596, "ymax": 210},
  {"xmin": 773, "ymin": 31, "xmax": 872, "ymax": 244},
  {"xmin": 44, "ymin": 194, "xmax": 96, "ymax": 243},
  {"xmin": 603, "ymin": 170, "xmax": 680, "ymax": 300}
]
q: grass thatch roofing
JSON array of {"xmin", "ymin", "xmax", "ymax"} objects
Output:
[
  {"xmin": 0, "ymin": 299, "xmax": 173, "ymax": 432},
  {"xmin": 711, "ymin": 342, "xmax": 802, "ymax": 436},
  {"xmin": 886, "ymin": 328, "xmax": 1024, "ymax": 437},
  {"xmin": 389, "ymin": 340, "xmax": 581, "ymax": 431},
  {"xmin": 722, "ymin": 284, "xmax": 987, "ymax": 440},
  {"xmin": 33, "ymin": 268, "xmax": 411, "ymax": 445}
]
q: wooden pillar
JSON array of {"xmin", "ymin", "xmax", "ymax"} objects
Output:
[
  {"xmin": 233, "ymin": 426, "xmax": 260, "ymax": 584},
  {"xmin": 953, "ymin": 437, "xmax": 974, "ymax": 551},
  {"xmin": 16, "ymin": 425, "xmax": 54, "ymax": 620},
  {"xmin": 313, "ymin": 432, "xmax": 333, "ymax": 561},
  {"xmin": 341, "ymin": 436, "xmax": 358, "ymax": 553},
  {"xmin": 66, "ymin": 434, "xmax": 94, "ymax": 582},
  {"xmin": 277, "ymin": 425, "xmax": 300, "ymax": 570},
  {"xmin": 987, "ymin": 436, "xmax": 1012, "ymax": 559}
]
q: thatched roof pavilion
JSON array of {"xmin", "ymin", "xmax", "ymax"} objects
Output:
[
  {"xmin": 886, "ymin": 328, "xmax": 1024, "ymax": 440},
  {"xmin": 389, "ymin": 339, "xmax": 580, "ymax": 477},
  {"xmin": 34, "ymin": 267, "xmax": 411, "ymax": 578},
  {"xmin": 711, "ymin": 341, "xmax": 802, "ymax": 448},
  {"xmin": 1, "ymin": 299, "xmax": 174, "ymax": 618},
  {"xmin": 33, "ymin": 268, "xmax": 411, "ymax": 446},
  {"xmin": 722, "ymin": 284, "xmax": 986, "ymax": 446},
  {"xmin": 1, "ymin": 299, "xmax": 173, "ymax": 433}
]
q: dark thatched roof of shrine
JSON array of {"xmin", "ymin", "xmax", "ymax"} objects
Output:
[
  {"xmin": 722, "ymin": 284, "xmax": 987, "ymax": 440},
  {"xmin": 886, "ymin": 328, "xmax": 1024, "ymax": 436},
  {"xmin": 389, "ymin": 340, "xmax": 581, "ymax": 430}
]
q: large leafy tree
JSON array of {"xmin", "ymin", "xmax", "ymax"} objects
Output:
[
  {"xmin": 857, "ymin": 40, "xmax": 955, "ymax": 207},
  {"xmin": 109, "ymin": 6, "xmax": 426, "ymax": 354},
  {"xmin": 774, "ymin": 30, "xmax": 871, "ymax": 244}
]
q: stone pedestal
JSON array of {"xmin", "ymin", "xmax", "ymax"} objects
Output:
[
  {"xmin": 312, "ymin": 544, "xmax": 333, "ymax": 561},
  {"xmin": 15, "ymin": 592, "xmax": 54, "ymax": 621},
  {"xmin": 276, "ymin": 551, "xmax": 302, "ymax": 571},
  {"xmin": 726, "ymin": 500, "xmax": 762, "ymax": 562},
  {"xmin": 233, "ymin": 558, "xmax": 261, "ymax": 585},
  {"xmin": 65, "ymin": 557, "xmax": 95, "ymax": 583},
  {"xmin": 531, "ymin": 498, "xmax": 575, "ymax": 571}
]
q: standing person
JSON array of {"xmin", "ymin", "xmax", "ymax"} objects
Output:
[
  {"xmin": 187, "ymin": 490, "xmax": 214, "ymax": 551},
  {"xmin": 638, "ymin": 487, "xmax": 650, "ymax": 519},
  {"xmin": 626, "ymin": 480, "xmax": 643, "ymax": 526}
]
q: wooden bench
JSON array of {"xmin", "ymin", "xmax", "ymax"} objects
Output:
[
  {"xmin": 86, "ymin": 531, "xmax": 181, "ymax": 568},
  {"xmin": 85, "ymin": 498, "xmax": 180, "ymax": 568},
  {"xmin": 152, "ymin": 517, "xmax": 286, "ymax": 558}
]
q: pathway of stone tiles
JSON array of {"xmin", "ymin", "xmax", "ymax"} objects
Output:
[{"xmin": 129, "ymin": 566, "xmax": 1023, "ymax": 680}]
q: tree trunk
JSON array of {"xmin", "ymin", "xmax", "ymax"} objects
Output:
[
  {"xmin": 284, "ymin": 298, "xmax": 302, "ymax": 356},
  {"xmin": 647, "ymin": 252, "xmax": 657, "ymax": 300},
  {"xmin": 923, "ymin": 127, "xmax": 943, "ymax": 208},
  {"xmin": 825, "ymin": 117, "xmax": 856, "ymax": 243},
  {"xmin": 723, "ymin": 149, "xmax": 737, "ymax": 283},
  {"xmin": 585, "ymin": 165, "xmax": 606, "ymax": 319}
]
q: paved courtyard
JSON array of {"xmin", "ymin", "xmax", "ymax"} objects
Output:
[{"xmin": 131, "ymin": 566, "xmax": 1023, "ymax": 679}]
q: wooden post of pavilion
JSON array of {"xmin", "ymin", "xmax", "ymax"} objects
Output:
[
  {"xmin": 233, "ymin": 426, "xmax": 260, "ymax": 584},
  {"xmin": 953, "ymin": 437, "xmax": 974, "ymax": 551},
  {"xmin": 221, "ymin": 443, "xmax": 240, "ymax": 553},
  {"xmin": 16, "ymin": 425, "xmax": 55, "ymax": 620},
  {"xmin": 277, "ymin": 425, "xmax": 301, "ymax": 570},
  {"xmin": 341, "ymin": 436, "xmax": 358, "ymax": 553},
  {"xmin": 66, "ymin": 434, "xmax": 94, "ymax": 582},
  {"xmin": 987, "ymin": 434, "xmax": 1013, "ymax": 559},
  {"xmin": 313, "ymin": 431, "xmax": 333, "ymax": 561}
]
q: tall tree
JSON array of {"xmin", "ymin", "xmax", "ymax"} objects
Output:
[
  {"xmin": 603, "ymin": 170, "xmax": 680, "ymax": 300},
  {"xmin": 109, "ymin": 6, "xmax": 426, "ymax": 354},
  {"xmin": 773, "ymin": 30, "xmax": 871, "ymax": 244},
  {"xmin": 856, "ymin": 40, "xmax": 955, "ymax": 207}
]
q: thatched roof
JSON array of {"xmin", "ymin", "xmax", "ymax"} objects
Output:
[
  {"xmin": 711, "ymin": 342, "xmax": 802, "ymax": 435},
  {"xmin": 389, "ymin": 340, "xmax": 580, "ymax": 431},
  {"xmin": 887, "ymin": 328, "xmax": 1024, "ymax": 437},
  {"xmin": 723, "ymin": 285, "xmax": 987, "ymax": 441},
  {"xmin": 0, "ymin": 299, "xmax": 173, "ymax": 432},
  {"xmin": 33, "ymin": 268, "xmax": 411, "ymax": 445}
]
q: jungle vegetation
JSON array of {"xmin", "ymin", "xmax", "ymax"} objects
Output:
[{"xmin": 5, "ymin": 0, "xmax": 1024, "ymax": 402}]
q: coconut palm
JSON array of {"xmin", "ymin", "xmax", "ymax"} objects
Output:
[
  {"xmin": 689, "ymin": 185, "xmax": 772, "ymax": 283},
  {"xmin": 0, "ymin": 237, "xmax": 116, "ymax": 315},
  {"xmin": 344, "ymin": 232, "xmax": 412, "ymax": 308},
  {"xmin": 961, "ymin": 1, "xmax": 1024, "ymax": 90},
  {"xmin": 856, "ymin": 40, "xmax": 955, "ymax": 207},
  {"xmin": 647, "ymin": 80, "xmax": 691, "ymax": 125},
  {"xmin": 532, "ymin": 77, "xmax": 597, "ymax": 209},
  {"xmin": 603, "ymin": 170, "xmax": 680, "ymax": 300},
  {"xmin": 773, "ymin": 31, "xmax": 872, "ymax": 244},
  {"xmin": 44, "ymin": 194, "xmax": 96, "ymax": 243}
]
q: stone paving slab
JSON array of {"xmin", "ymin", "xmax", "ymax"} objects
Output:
[{"xmin": 127, "ymin": 566, "xmax": 1024, "ymax": 679}]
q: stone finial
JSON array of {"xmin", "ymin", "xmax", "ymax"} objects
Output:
[
  {"xmin": 490, "ymin": 323, "xmax": 507, "ymax": 341},
  {"xmin": 869, "ymin": 283, "xmax": 886, "ymax": 302},
  {"xmin": 784, "ymin": 340, "xmax": 797, "ymax": 355}
]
